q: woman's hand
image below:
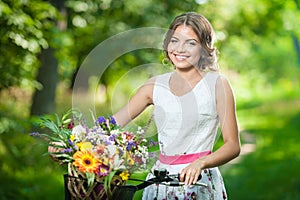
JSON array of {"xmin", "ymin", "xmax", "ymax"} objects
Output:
[{"xmin": 180, "ymin": 159, "xmax": 204, "ymax": 185}]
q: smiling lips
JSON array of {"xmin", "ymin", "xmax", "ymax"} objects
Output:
[{"xmin": 173, "ymin": 53, "xmax": 190, "ymax": 61}]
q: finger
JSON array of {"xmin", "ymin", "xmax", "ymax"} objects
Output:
[
  {"xmin": 185, "ymin": 171, "xmax": 192, "ymax": 185},
  {"xmin": 179, "ymin": 169, "xmax": 186, "ymax": 182},
  {"xmin": 193, "ymin": 172, "xmax": 199, "ymax": 184},
  {"xmin": 187, "ymin": 175, "xmax": 194, "ymax": 185}
]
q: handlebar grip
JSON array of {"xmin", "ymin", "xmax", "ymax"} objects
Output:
[{"xmin": 166, "ymin": 181, "xmax": 184, "ymax": 186}]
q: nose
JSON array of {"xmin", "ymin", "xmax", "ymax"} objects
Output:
[{"xmin": 176, "ymin": 42, "xmax": 186, "ymax": 53}]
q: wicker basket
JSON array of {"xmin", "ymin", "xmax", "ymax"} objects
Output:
[{"xmin": 64, "ymin": 164, "xmax": 125, "ymax": 200}]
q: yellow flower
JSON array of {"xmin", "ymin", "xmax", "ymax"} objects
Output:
[
  {"xmin": 73, "ymin": 150, "xmax": 99, "ymax": 173},
  {"xmin": 77, "ymin": 142, "xmax": 93, "ymax": 151},
  {"xmin": 100, "ymin": 157, "xmax": 109, "ymax": 166},
  {"xmin": 70, "ymin": 134, "xmax": 75, "ymax": 142},
  {"xmin": 119, "ymin": 171, "xmax": 130, "ymax": 181},
  {"xmin": 123, "ymin": 152, "xmax": 135, "ymax": 166},
  {"xmin": 127, "ymin": 156, "xmax": 135, "ymax": 166},
  {"xmin": 76, "ymin": 142, "xmax": 82, "ymax": 149}
]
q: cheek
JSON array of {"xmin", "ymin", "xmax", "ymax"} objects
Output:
[
  {"xmin": 191, "ymin": 49, "xmax": 201, "ymax": 59},
  {"xmin": 188, "ymin": 50, "xmax": 201, "ymax": 65},
  {"xmin": 167, "ymin": 43, "xmax": 174, "ymax": 53},
  {"xmin": 167, "ymin": 44, "xmax": 175, "ymax": 59},
  {"xmin": 167, "ymin": 51, "xmax": 174, "ymax": 62}
]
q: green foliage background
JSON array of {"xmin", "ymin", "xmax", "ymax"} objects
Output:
[{"xmin": 0, "ymin": 0, "xmax": 300, "ymax": 199}]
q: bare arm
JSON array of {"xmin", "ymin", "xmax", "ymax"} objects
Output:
[
  {"xmin": 201, "ymin": 75, "xmax": 241, "ymax": 165},
  {"xmin": 181, "ymin": 75, "xmax": 241, "ymax": 185},
  {"xmin": 113, "ymin": 78, "xmax": 155, "ymax": 127}
]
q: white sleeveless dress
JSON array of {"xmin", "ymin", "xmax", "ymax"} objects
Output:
[{"xmin": 142, "ymin": 72, "xmax": 227, "ymax": 200}]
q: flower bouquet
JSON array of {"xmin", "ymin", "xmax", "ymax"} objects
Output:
[{"xmin": 31, "ymin": 109, "xmax": 150, "ymax": 199}]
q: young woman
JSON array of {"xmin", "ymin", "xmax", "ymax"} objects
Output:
[{"xmin": 113, "ymin": 12, "xmax": 240, "ymax": 199}]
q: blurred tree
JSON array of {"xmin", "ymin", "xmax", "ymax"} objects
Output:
[
  {"xmin": 30, "ymin": 0, "xmax": 66, "ymax": 115},
  {"xmin": 1, "ymin": 0, "xmax": 299, "ymax": 115},
  {"xmin": 55, "ymin": 0, "xmax": 202, "ymax": 104},
  {"xmin": 292, "ymin": 0, "xmax": 300, "ymax": 66},
  {"xmin": 0, "ymin": 0, "xmax": 57, "ymax": 91},
  {"xmin": 202, "ymin": 0, "xmax": 300, "ymax": 81}
]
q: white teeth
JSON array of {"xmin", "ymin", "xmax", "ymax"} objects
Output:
[{"xmin": 175, "ymin": 55, "xmax": 188, "ymax": 60}]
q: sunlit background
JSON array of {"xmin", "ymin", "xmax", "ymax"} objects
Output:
[{"xmin": 0, "ymin": 0, "xmax": 299, "ymax": 199}]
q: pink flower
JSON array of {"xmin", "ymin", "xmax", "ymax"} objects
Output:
[{"xmin": 97, "ymin": 164, "xmax": 110, "ymax": 177}]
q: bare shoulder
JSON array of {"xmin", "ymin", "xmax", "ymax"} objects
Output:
[
  {"xmin": 216, "ymin": 74, "xmax": 233, "ymax": 91},
  {"xmin": 215, "ymin": 74, "xmax": 235, "ymax": 101},
  {"xmin": 135, "ymin": 76, "xmax": 158, "ymax": 103},
  {"xmin": 140, "ymin": 76, "xmax": 158, "ymax": 90},
  {"xmin": 144, "ymin": 76, "xmax": 157, "ymax": 86}
]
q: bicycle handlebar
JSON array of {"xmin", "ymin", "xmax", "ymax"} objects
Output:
[
  {"xmin": 109, "ymin": 168, "xmax": 208, "ymax": 200},
  {"xmin": 127, "ymin": 168, "xmax": 207, "ymax": 191}
]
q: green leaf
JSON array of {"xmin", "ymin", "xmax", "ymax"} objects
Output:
[
  {"xmin": 40, "ymin": 118, "xmax": 60, "ymax": 133},
  {"xmin": 55, "ymin": 113, "xmax": 62, "ymax": 128},
  {"xmin": 86, "ymin": 172, "xmax": 95, "ymax": 188},
  {"xmin": 103, "ymin": 171, "xmax": 116, "ymax": 198}
]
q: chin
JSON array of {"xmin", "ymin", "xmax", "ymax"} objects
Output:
[{"xmin": 174, "ymin": 62, "xmax": 194, "ymax": 69}]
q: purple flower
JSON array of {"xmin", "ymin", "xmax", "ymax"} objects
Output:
[
  {"xmin": 96, "ymin": 116, "xmax": 109, "ymax": 130},
  {"xmin": 126, "ymin": 141, "xmax": 136, "ymax": 151},
  {"xmin": 96, "ymin": 116, "xmax": 106, "ymax": 124},
  {"xmin": 108, "ymin": 116, "xmax": 117, "ymax": 126},
  {"xmin": 68, "ymin": 139, "xmax": 74, "ymax": 146},
  {"xmin": 105, "ymin": 140, "xmax": 112, "ymax": 145},
  {"xmin": 109, "ymin": 134, "xmax": 116, "ymax": 142},
  {"xmin": 62, "ymin": 148, "xmax": 73, "ymax": 154},
  {"xmin": 149, "ymin": 139, "xmax": 159, "ymax": 146},
  {"xmin": 30, "ymin": 132, "xmax": 39, "ymax": 136}
]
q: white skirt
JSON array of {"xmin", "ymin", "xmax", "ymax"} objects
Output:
[{"xmin": 142, "ymin": 161, "xmax": 227, "ymax": 200}]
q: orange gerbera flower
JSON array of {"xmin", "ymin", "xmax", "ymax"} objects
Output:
[{"xmin": 73, "ymin": 150, "xmax": 100, "ymax": 173}]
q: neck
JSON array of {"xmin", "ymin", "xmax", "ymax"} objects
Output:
[{"xmin": 175, "ymin": 67, "xmax": 204, "ymax": 82}]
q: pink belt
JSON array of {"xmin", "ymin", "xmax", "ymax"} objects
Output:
[{"xmin": 159, "ymin": 151, "xmax": 212, "ymax": 165}]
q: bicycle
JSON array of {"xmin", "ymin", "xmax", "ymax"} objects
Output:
[{"xmin": 64, "ymin": 168, "xmax": 209, "ymax": 200}]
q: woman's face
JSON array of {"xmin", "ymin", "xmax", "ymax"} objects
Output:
[{"xmin": 167, "ymin": 25, "xmax": 201, "ymax": 70}]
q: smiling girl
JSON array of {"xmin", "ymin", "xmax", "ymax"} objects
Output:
[{"xmin": 114, "ymin": 12, "xmax": 240, "ymax": 200}]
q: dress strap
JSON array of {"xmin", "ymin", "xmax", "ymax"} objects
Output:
[{"xmin": 204, "ymin": 72, "xmax": 220, "ymax": 102}]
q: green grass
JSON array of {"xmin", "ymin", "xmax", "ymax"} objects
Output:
[{"xmin": 223, "ymin": 98, "xmax": 300, "ymax": 200}]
